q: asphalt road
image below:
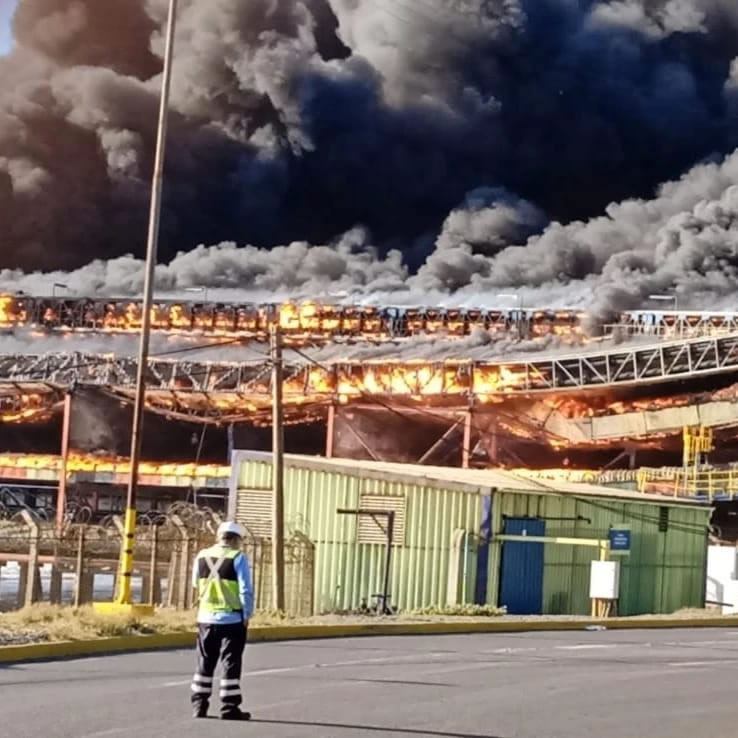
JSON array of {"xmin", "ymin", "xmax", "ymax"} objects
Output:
[{"xmin": 3, "ymin": 628, "xmax": 738, "ymax": 738}]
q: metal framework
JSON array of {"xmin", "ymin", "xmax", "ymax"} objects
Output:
[
  {"xmin": 5, "ymin": 294, "xmax": 738, "ymax": 342},
  {"xmin": 0, "ymin": 295, "xmax": 579, "ymax": 340},
  {"xmin": 605, "ymin": 310, "xmax": 738, "ymax": 338},
  {"xmin": 2, "ymin": 332, "xmax": 738, "ymax": 404}
]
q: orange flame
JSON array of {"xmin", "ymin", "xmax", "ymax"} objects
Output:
[
  {"xmin": 0, "ymin": 452, "xmax": 231, "ymax": 479},
  {"xmin": 0, "ymin": 295, "xmax": 12, "ymax": 326},
  {"xmin": 0, "ymin": 294, "xmax": 596, "ymax": 344},
  {"xmin": 0, "ymin": 393, "xmax": 55, "ymax": 424},
  {"xmin": 542, "ymin": 394, "xmax": 690, "ymax": 419}
]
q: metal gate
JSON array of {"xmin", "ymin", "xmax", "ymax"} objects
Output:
[{"xmin": 499, "ymin": 517, "xmax": 545, "ymax": 615}]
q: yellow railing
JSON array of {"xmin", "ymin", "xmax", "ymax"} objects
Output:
[{"xmin": 637, "ymin": 467, "xmax": 738, "ymax": 500}]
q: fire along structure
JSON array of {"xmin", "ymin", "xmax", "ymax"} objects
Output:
[
  {"xmin": 0, "ymin": 453, "xmax": 231, "ymax": 523},
  {"xmin": 4, "ymin": 294, "xmax": 738, "ymax": 516},
  {"xmin": 5, "ymin": 293, "xmax": 738, "ymax": 341}
]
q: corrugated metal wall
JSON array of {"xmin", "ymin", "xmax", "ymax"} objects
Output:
[
  {"xmin": 235, "ymin": 460, "xmax": 484, "ymax": 613},
  {"xmin": 491, "ymin": 491, "xmax": 711, "ymax": 615},
  {"xmin": 235, "ymin": 459, "xmax": 710, "ymax": 616}
]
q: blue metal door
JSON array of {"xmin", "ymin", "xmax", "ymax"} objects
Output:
[{"xmin": 499, "ymin": 517, "xmax": 545, "ymax": 615}]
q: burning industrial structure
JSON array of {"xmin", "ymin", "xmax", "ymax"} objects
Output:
[
  {"xmin": 2, "ymin": 295, "xmax": 738, "ymax": 476},
  {"xmin": 5, "ymin": 294, "xmax": 738, "ymax": 342},
  {"xmin": 1, "ymin": 293, "xmax": 738, "ymax": 545}
]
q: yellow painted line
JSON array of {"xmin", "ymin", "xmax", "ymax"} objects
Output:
[
  {"xmin": 0, "ymin": 632, "xmax": 194, "ymax": 664},
  {"xmin": 4, "ymin": 617, "xmax": 738, "ymax": 663}
]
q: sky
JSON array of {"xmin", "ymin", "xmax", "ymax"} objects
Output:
[{"xmin": 0, "ymin": 0, "xmax": 14, "ymax": 55}]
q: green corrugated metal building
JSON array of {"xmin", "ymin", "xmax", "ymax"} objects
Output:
[{"xmin": 228, "ymin": 451, "xmax": 711, "ymax": 616}]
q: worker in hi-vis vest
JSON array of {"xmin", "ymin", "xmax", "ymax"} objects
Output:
[{"xmin": 190, "ymin": 521, "xmax": 254, "ymax": 721}]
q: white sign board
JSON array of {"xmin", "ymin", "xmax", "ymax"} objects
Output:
[{"xmin": 589, "ymin": 560, "xmax": 620, "ymax": 600}]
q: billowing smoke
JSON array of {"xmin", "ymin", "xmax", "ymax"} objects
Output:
[{"xmin": 2, "ymin": 1, "xmax": 738, "ymax": 309}]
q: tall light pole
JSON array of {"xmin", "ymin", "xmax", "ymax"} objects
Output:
[
  {"xmin": 497, "ymin": 292, "xmax": 527, "ymax": 338},
  {"xmin": 496, "ymin": 292, "xmax": 523, "ymax": 310},
  {"xmin": 96, "ymin": 0, "xmax": 178, "ymax": 613},
  {"xmin": 649, "ymin": 293, "xmax": 680, "ymax": 337},
  {"xmin": 185, "ymin": 286, "xmax": 208, "ymax": 302},
  {"xmin": 649, "ymin": 293, "xmax": 678, "ymax": 311}
]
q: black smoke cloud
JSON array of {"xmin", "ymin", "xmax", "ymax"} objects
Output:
[{"xmin": 2, "ymin": 0, "xmax": 738, "ymax": 309}]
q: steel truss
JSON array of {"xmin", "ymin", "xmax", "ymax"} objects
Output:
[
  {"xmin": 2, "ymin": 332, "xmax": 738, "ymax": 401},
  {"xmin": 606, "ymin": 310, "xmax": 738, "ymax": 338}
]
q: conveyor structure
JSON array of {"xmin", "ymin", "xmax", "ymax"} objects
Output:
[
  {"xmin": 1, "ymin": 332, "xmax": 738, "ymax": 419},
  {"xmin": 3, "ymin": 294, "xmax": 738, "ymax": 342}
]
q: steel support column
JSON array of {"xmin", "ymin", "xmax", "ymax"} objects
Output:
[
  {"xmin": 462, "ymin": 410, "xmax": 472, "ymax": 469},
  {"xmin": 326, "ymin": 403, "xmax": 336, "ymax": 458},
  {"xmin": 55, "ymin": 392, "xmax": 72, "ymax": 536}
]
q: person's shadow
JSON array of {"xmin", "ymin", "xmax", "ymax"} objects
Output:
[{"xmin": 251, "ymin": 719, "xmax": 506, "ymax": 738}]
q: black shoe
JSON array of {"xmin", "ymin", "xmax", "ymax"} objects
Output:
[
  {"xmin": 192, "ymin": 705, "xmax": 208, "ymax": 719},
  {"xmin": 221, "ymin": 710, "xmax": 251, "ymax": 721}
]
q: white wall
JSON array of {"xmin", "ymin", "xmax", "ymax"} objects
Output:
[{"xmin": 707, "ymin": 545, "xmax": 738, "ymax": 613}]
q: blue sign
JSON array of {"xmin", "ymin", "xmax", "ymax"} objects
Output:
[{"xmin": 609, "ymin": 528, "xmax": 631, "ymax": 552}]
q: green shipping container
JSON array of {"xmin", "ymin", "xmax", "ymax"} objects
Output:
[{"xmin": 229, "ymin": 452, "xmax": 711, "ymax": 616}]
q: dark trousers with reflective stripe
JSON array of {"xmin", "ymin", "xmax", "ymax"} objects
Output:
[{"xmin": 191, "ymin": 622, "xmax": 247, "ymax": 715}]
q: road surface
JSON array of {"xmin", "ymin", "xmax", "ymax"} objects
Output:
[{"xmin": 3, "ymin": 628, "xmax": 738, "ymax": 738}]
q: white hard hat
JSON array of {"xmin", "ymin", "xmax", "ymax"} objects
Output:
[{"xmin": 217, "ymin": 521, "xmax": 245, "ymax": 538}]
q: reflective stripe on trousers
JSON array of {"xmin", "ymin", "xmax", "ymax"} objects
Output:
[
  {"xmin": 190, "ymin": 673, "xmax": 213, "ymax": 695},
  {"xmin": 219, "ymin": 677, "xmax": 241, "ymax": 700},
  {"xmin": 190, "ymin": 622, "xmax": 247, "ymax": 715}
]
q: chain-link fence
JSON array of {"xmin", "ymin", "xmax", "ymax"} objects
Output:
[{"xmin": 0, "ymin": 503, "xmax": 314, "ymax": 615}]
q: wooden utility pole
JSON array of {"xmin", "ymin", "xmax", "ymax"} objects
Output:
[
  {"xmin": 110, "ymin": 0, "xmax": 178, "ymax": 609},
  {"xmin": 271, "ymin": 321, "xmax": 286, "ymax": 612}
]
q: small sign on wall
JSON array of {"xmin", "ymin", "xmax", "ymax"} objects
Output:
[{"xmin": 609, "ymin": 526, "xmax": 631, "ymax": 555}]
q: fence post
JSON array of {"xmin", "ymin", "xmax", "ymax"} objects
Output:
[
  {"xmin": 166, "ymin": 532, "xmax": 178, "ymax": 608},
  {"xmin": 148, "ymin": 525, "xmax": 160, "ymax": 606},
  {"xmin": 74, "ymin": 527, "xmax": 86, "ymax": 607},
  {"xmin": 112, "ymin": 515, "xmax": 125, "ymax": 599},
  {"xmin": 49, "ymin": 566, "xmax": 63, "ymax": 605},
  {"xmin": 172, "ymin": 515, "xmax": 190, "ymax": 609},
  {"xmin": 49, "ymin": 526, "xmax": 63, "ymax": 604},
  {"xmin": 20, "ymin": 511, "xmax": 41, "ymax": 607},
  {"xmin": 16, "ymin": 564, "xmax": 28, "ymax": 609}
]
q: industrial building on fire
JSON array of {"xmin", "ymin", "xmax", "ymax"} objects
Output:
[
  {"xmin": 0, "ymin": 295, "xmax": 733, "ymax": 619},
  {"xmin": 229, "ymin": 452, "xmax": 710, "ymax": 616}
]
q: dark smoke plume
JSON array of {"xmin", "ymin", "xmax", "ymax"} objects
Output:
[{"xmin": 2, "ymin": 1, "xmax": 738, "ymax": 309}]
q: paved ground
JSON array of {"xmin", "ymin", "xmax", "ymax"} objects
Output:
[{"xmin": 3, "ymin": 628, "xmax": 738, "ymax": 738}]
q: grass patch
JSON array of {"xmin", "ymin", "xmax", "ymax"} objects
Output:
[
  {"xmin": 0, "ymin": 605, "xmax": 310, "ymax": 645},
  {"xmin": 0, "ymin": 604, "xmax": 195, "ymax": 643},
  {"xmin": 408, "ymin": 604, "xmax": 506, "ymax": 617},
  {"xmin": 2, "ymin": 603, "xmax": 727, "ymax": 647}
]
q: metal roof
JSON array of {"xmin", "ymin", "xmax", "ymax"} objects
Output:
[{"xmin": 231, "ymin": 451, "xmax": 706, "ymax": 508}]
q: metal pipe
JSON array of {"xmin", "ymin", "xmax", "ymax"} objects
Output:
[
  {"xmin": 380, "ymin": 510, "xmax": 395, "ymax": 615},
  {"xmin": 336, "ymin": 508, "xmax": 395, "ymax": 614}
]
